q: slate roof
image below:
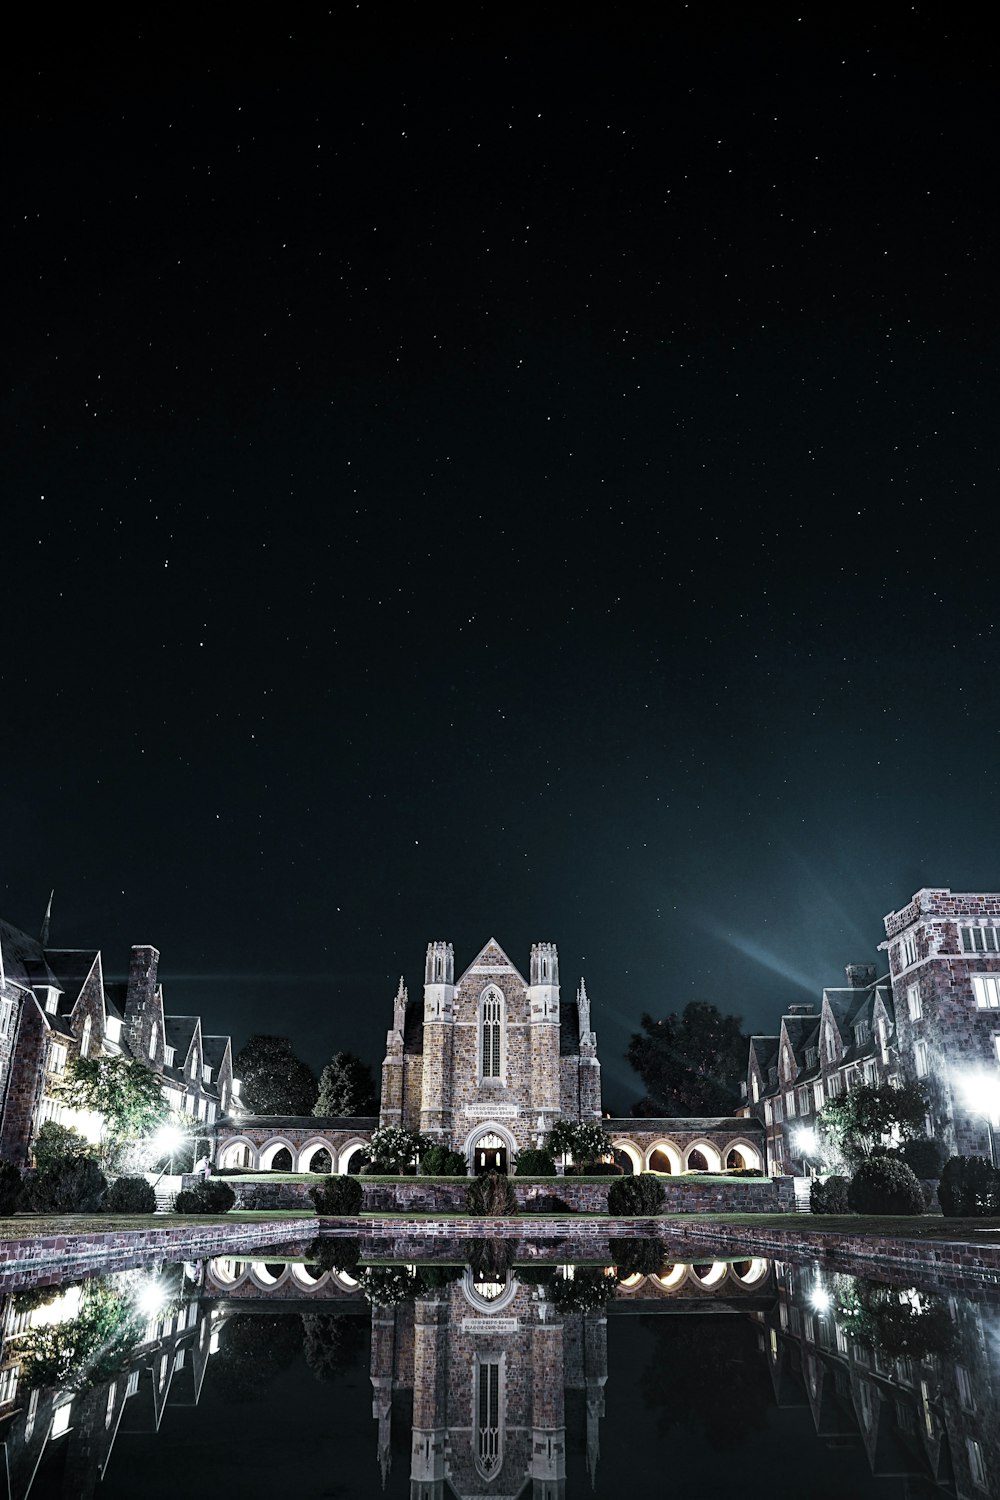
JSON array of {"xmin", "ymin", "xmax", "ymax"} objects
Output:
[
  {"xmin": 216, "ymin": 1114, "xmax": 379, "ymax": 1129},
  {"xmin": 202, "ymin": 1036, "xmax": 231, "ymax": 1071},
  {"xmin": 164, "ymin": 1016, "xmax": 199, "ymax": 1056},
  {"xmin": 0, "ymin": 918, "xmax": 61, "ymax": 991},
  {"xmin": 605, "ymin": 1116, "xmax": 764, "ymax": 1133}
]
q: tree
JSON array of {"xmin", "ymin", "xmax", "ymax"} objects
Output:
[
  {"xmin": 313, "ymin": 1051, "xmax": 378, "ymax": 1116},
  {"xmin": 58, "ymin": 1055, "xmax": 168, "ymax": 1170},
  {"xmin": 365, "ymin": 1124, "xmax": 433, "ymax": 1174},
  {"xmin": 233, "ymin": 1035, "xmax": 317, "ymax": 1114},
  {"xmin": 626, "ymin": 1002, "xmax": 747, "ymax": 1115},
  {"xmin": 545, "ymin": 1119, "xmax": 610, "ymax": 1166},
  {"xmin": 818, "ymin": 1081, "xmax": 927, "ymax": 1169}
]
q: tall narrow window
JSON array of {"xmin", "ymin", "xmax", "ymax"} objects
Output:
[
  {"xmin": 475, "ymin": 1358, "xmax": 503, "ymax": 1479},
  {"xmin": 80, "ymin": 1016, "xmax": 92, "ymax": 1059},
  {"xmin": 481, "ymin": 988, "xmax": 502, "ymax": 1079}
]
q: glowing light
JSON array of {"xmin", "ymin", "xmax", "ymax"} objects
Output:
[
  {"xmin": 960, "ymin": 1071, "xmax": 1000, "ymax": 1123},
  {"xmin": 137, "ymin": 1280, "xmax": 166, "ymax": 1318},
  {"xmin": 793, "ymin": 1126, "xmax": 819, "ymax": 1157},
  {"xmin": 809, "ymin": 1283, "xmax": 833, "ymax": 1314},
  {"xmin": 150, "ymin": 1124, "xmax": 186, "ymax": 1157}
]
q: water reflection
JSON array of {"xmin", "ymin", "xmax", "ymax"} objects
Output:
[{"xmin": 0, "ymin": 1240, "xmax": 997, "ymax": 1496}]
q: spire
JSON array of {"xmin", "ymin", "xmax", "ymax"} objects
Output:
[
  {"xmin": 577, "ymin": 977, "xmax": 590, "ymax": 1034},
  {"xmin": 39, "ymin": 890, "xmax": 54, "ymax": 947},
  {"xmin": 393, "ymin": 976, "xmax": 408, "ymax": 1033}
]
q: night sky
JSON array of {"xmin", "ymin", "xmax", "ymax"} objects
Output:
[{"xmin": 4, "ymin": 7, "xmax": 998, "ymax": 1108}]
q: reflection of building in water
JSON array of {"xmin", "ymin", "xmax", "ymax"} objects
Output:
[
  {"xmin": 371, "ymin": 1270, "xmax": 607, "ymax": 1500},
  {"xmin": 0, "ymin": 1267, "xmax": 220, "ymax": 1499},
  {"xmin": 758, "ymin": 1259, "xmax": 1000, "ymax": 1498}
]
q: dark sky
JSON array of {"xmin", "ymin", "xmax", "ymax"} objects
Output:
[{"xmin": 4, "ymin": 6, "xmax": 998, "ymax": 1108}]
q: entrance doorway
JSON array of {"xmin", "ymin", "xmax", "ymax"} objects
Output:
[{"xmin": 474, "ymin": 1132, "xmax": 509, "ymax": 1174}]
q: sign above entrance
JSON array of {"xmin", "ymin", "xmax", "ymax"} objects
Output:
[{"xmin": 464, "ymin": 1103, "xmax": 518, "ymax": 1117}]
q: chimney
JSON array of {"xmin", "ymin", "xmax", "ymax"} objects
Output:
[
  {"xmin": 125, "ymin": 945, "xmax": 160, "ymax": 1059},
  {"xmin": 845, "ymin": 962, "xmax": 877, "ymax": 989}
]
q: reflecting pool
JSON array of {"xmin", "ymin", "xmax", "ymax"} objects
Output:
[{"xmin": 2, "ymin": 1235, "xmax": 998, "ymax": 1497}]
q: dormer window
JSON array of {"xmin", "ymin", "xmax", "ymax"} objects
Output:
[
  {"xmin": 202, "ymin": 1064, "xmax": 212, "ymax": 1084},
  {"xmin": 80, "ymin": 1016, "xmax": 92, "ymax": 1059},
  {"xmin": 45, "ymin": 990, "xmax": 58, "ymax": 1015},
  {"xmin": 105, "ymin": 1016, "xmax": 122, "ymax": 1044},
  {"xmin": 163, "ymin": 1045, "xmax": 176, "ymax": 1067},
  {"xmin": 854, "ymin": 1021, "xmax": 870, "ymax": 1046},
  {"xmin": 189, "ymin": 1053, "xmax": 198, "ymax": 1079},
  {"xmin": 805, "ymin": 1046, "xmax": 818, "ymax": 1068}
]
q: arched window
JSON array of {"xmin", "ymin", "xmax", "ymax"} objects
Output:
[
  {"xmin": 149, "ymin": 1021, "xmax": 158, "ymax": 1060},
  {"xmin": 80, "ymin": 1016, "xmax": 92, "ymax": 1059},
  {"xmin": 480, "ymin": 987, "xmax": 503, "ymax": 1079},
  {"xmin": 474, "ymin": 1356, "xmax": 504, "ymax": 1480}
]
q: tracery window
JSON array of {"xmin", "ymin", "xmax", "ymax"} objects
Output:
[
  {"xmin": 474, "ymin": 1357, "xmax": 504, "ymax": 1479},
  {"xmin": 480, "ymin": 987, "xmax": 503, "ymax": 1079}
]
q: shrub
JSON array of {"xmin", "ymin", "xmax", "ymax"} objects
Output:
[
  {"xmin": 304, "ymin": 1235, "xmax": 361, "ymax": 1276},
  {"xmin": 419, "ymin": 1145, "xmax": 468, "ymax": 1176},
  {"xmin": 728, "ymin": 1167, "xmax": 765, "ymax": 1178},
  {"xmin": 414, "ymin": 1263, "xmax": 464, "ymax": 1291},
  {"xmin": 173, "ymin": 1180, "xmax": 236, "ymax": 1214},
  {"xmin": 513, "ymin": 1148, "xmax": 557, "ymax": 1177},
  {"xmin": 607, "ymin": 1173, "xmax": 666, "ymax": 1216},
  {"xmin": 848, "ymin": 1157, "xmax": 924, "ymax": 1216},
  {"xmin": 899, "ymin": 1138, "xmax": 946, "ymax": 1180},
  {"xmin": 366, "ymin": 1125, "xmax": 434, "ymax": 1175},
  {"xmin": 568, "ymin": 1161, "xmax": 623, "ymax": 1176},
  {"xmin": 609, "ymin": 1237, "xmax": 667, "ymax": 1277},
  {"xmin": 104, "ymin": 1176, "xmax": 156, "ymax": 1214},
  {"xmin": 938, "ymin": 1155, "xmax": 1000, "ymax": 1217},
  {"xmin": 309, "ymin": 1174, "xmax": 363, "ymax": 1215},
  {"xmin": 358, "ymin": 1266, "xmax": 416, "ymax": 1306},
  {"xmin": 21, "ymin": 1157, "xmax": 107, "ymax": 1214},
  {"xmin": 32, "ymin": 1121, "xmax": 96, "ymax": 1172},
  {"xmin": 467, "ymin": 1237, "xmax": 518, "ymax": 1278},
  {"xmin": 0, "ymin": 1160, "xmax": 22, "ymax": 1216},
  {"xmin": 466, "ymin": 1172, "xmax": 518, "ymax": 1216},
  {"xmin": 810, "ymin": 1175, "xmax": 851, "ymax": 1214},
  {"xmin": 547, "ymin": 1268, "xmax": 618, "ymax": 1312}
]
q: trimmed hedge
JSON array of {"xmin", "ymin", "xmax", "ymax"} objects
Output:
[
  {"xmin": 21, "ymin": 1157, "xmax": 107, "ymax": 1214},
  {"xmin": 104, "ymin": 1176, "xmax": 157, "ymax": 1214},
  {"xmin": 848, "ymin": 1157, "xmax": 924, "ymax": 1216},
  {"xmin": 513, "ymin": 1148, "xmax": 557, "ymax": 1177},
  {"xmin": 309, "ymin": 1174, "xmax": 363, "ymax": 1215},
  {"xmin": 173, "ymin": 1180, "xmax": 236, "ymax": 1214},
  {"xmin": 466, "ymin": 1172, "xmax": 518, "ymax": 1215},
  {"xmin": 0, "ymin": 1160, "xmax": 22, "ymax": 1216},
  {"xmin": 938, "ymin": 1155, "xmax": 1000, "ymax": 1217},
  {"xmin": 607, "ymin": 1173, "xmax": 666, "ymax": 1216},
  {"xmin": 568, "ymin": 1161, "xmax": 622, "ymax": 1176},
  {"xmin": 419, "ymin": 1145, "xmax": 468, "ymax": 1177},
  {"xmin": 810, "ymin": 1175, "xmax": 850, "ymax": 1214}
]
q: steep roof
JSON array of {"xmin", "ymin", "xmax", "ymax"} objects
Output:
[
  {"xmin": 456, "ymin": 938, "xmax": 527, "ymax": 986},
  {"xmin": 202, "ymin": 1035, "xmax": 231, "ymax": 1071},
  {"xmin": 0, "ymin": 918, "xmax": 62, "ymax": 992}
]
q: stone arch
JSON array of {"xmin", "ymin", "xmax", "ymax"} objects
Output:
[
  {"xmin": 732, "ymin": 1257, "xmax": 769, "ymax": 1285},
  {"xmin": 216, "ymin": 1137, "xmax": 258, "ymax": 1170},
  {"xmin": 722, "ymin": 1138, "xmax": 762, "ymax": 1171},
  {"xmin": 291, "ymin": 1264, "xmax": 329, "ymax": 1290},
  {"xmin": 248, "ymin": 1261, "xmax": 291, "ymax": 1289},
  {"xmin": 462, "ymin": 1266, "xmax": 519, "ymax": 1314},
  {"xmin": 645, "ymin": 1140, "xmax": 682, "ymax": 1175},
  {"xmin": 612, "ymin": 1139, "xmax": 643, "ymax": 1175},
  {"xmin": 684, "ymin": 1140, "xmax": 723, "ymax": 1172},
  {"xmin": 462, "ymin": 1121, "xmax": 518, "ymax": 1174},
  {"xmin": 207, "ymin": 1256, "xmax": 246, "ymax": 1288},
  {"xmin": 652, "ymin": 1263, "xmax": 687, "ymax": 1290},
  {"xmin": 337, "ymin": 1138, "xmax": 370, "ymax": 1175},
  {"xmin": 295, "ymin": 1137, "xmax": 336, "ymax": 1173},
  {"xmin": 258, "ymin": 1137, "xmax": 297, "ymax": 1170},
  {"xmin": 690, "ymin": 1261, "xmax": 727, "ymax": 1286}
]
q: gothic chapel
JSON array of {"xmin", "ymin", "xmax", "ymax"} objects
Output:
[{"xmin": 379, "ymin": 939, "xmax": 601, "ymax": 1170}]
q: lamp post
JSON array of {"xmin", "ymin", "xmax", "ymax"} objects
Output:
[{"xmin": 959, "ymin": 1073, "xmax": 1000, "ymax": 1169}]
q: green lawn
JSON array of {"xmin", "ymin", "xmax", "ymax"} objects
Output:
[
  {"xmin": 0, "ymin": 1209, "xmax": 317, "ymax": 1239},
  {"xmin": 660, "ymin": 1211, "xmax": 1000, "ymax": 1242}
]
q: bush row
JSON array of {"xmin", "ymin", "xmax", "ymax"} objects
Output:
[
  {"xmin": 809, "ymin": 1153, "xmax": 1000, "ymax": 1218},
  {"xmin": 0, "ymin": 1158, "xmax": 236, "ymax": 1217}
]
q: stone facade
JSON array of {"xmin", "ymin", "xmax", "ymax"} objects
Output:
[
  {"xmin": 381, "ymin": 939, "xmax": 602, "ymax": 1168},
  {"xmin": 879, "ymin": 887, "xmax": 1000, "ymax": 1160}
]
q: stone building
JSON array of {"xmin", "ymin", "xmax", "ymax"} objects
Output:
[
  {"xmin": 380, "ymin": 939, "xmax": 601, "ymax": 1170},
  {"xmin": 743, "ymin": 887, "xmax": 1000, "ymax": 1173},
  {"xmin": 0, "ymin": 909, "xmax": 239, "ymax": 1166},
  {"xmin": 879, "ymin": 887, "xmax": 1000, "ymax": 1161}
]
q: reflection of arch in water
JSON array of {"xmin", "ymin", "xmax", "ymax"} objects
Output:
[
  {"xmin": 645, "ymin": 1140, "xmax": 682, "ymax": 1174},
  {"xmin": 732, "ymin": 1257, "xmax": 769, "ymax": 1285},
  {"xmin": 258, "ymin": 1137, "xmax": 297, "ymax": 1170},
  {"xmin": 690, "ymin": 1261, "xmax": 727, "ymax": 1286},
  {"xmin": 651, "ymin": 1263, "xmax": 687, "ymax": 1289},
  {"xmin": 723, "ymin": 1139, "xmax": 762, "ymax": 1171},
  {"xmin": 684, "ymin": 1140, "xmax": 722, "ymax": 1172},
  {"xmin": 217, "ymin": 1137, "xmax": 258, "ymax": 1169},
  {"xmin": 208, "ymin": 1256, "xmax": 247, "ymax": 1286},
  {"xmin": 291, "ymin": 1264, "xmax": 330, "ymax": 1289},
  {"xmin": 461, "ymin": 1266, "xmax": 519, "ymax": 1314},
  {"xmin": 249, "ymin": 1261, "xmax": 291, "ymax": 1289}
]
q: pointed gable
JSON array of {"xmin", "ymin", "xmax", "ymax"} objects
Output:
[{"xmin": 456, "ymin": 938, "xmax": 526, "ymax": 986}]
